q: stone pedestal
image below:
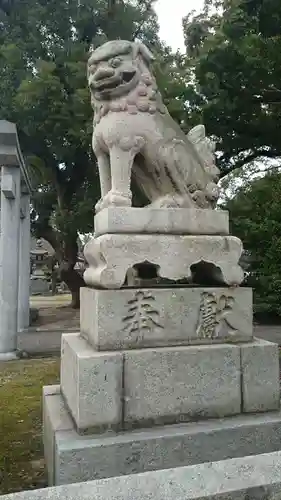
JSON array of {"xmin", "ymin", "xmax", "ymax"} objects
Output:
[
  {"xmin": 43, "ymin": 207, "xmax": 281, "ymax": 486},
  {"xmin": 43, "ymin": 286, "xmax": 281, "ymax": 486},
  {"xmin": 59, "ymin": 330, "xmax": 279, "ymax": 434},
  {"xmin": 84, "ymin": 234, "xmax": 244, "ymax": 289},
  {"xmin": 43, "ymin": 42, "xmax": 281, "ymax": 486},
  {"xmin": 80, "ymin": 287, "xmax": 253, "ymax": 350},
  {"xmin": 84, "ymin": 208, "xmax": 244, "ymax": 289},
  {"xmin": 44, "ymin": 384, "xmax": 281, "ymax": 487},
  {"xmin": 94, "ymin": 207, "xmax": 230, "ymax": 236}
]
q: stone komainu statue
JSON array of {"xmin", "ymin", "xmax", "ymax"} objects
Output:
[{"xmin": 87, "ymin": 40, "xmax": 220, "ymax": 213}]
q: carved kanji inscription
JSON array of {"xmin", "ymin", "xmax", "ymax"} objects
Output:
[
  {"xmin": 122, "ymin": 290, "xmax": 163, "ymax": 342},
  {"xmin": 196, "ymin": 292, "xmax": 237, "ymax": 339}
]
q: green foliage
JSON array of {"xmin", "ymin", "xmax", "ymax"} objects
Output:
[
  {"xmin": 226, "ymin": 171, "xmax": 281, "ymax": 316},
  {"xmin": 0, "ymin": 0, "xmax": 197, "ymax": 249},
  {"xmin": 1, "ymin": 0, "xmax": 198, "ymax": 305},
  {"xmin": 183, "ymin": 0, "xmax": 281, "ymax": 316},
  {"xmin": 183, "ymin": 0, "xmax": 281, "ymax": 175},
  {"xmin": 153, "ymin": 49, "xmax": 204, "ymax": 133},
  {"xmin": 0, "ymin": 0, "xmax": 162, "ymax": 255},
  {"xmin": 1, "ymin": 0, "xmax": 186, "ymax": 303}
]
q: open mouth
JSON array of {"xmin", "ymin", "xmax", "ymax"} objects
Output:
[
  {"xmin": 93, "ymin": 70, "xmax": 136, "ymax": 93},
  {"xmin": 121, "ymin": 70, "xmax": 136, "ymax": 83}
]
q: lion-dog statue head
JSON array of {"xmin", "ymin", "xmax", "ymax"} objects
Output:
[{"xmin": 88, "ymin": 40, "xmax": 167, "ymax": 124}]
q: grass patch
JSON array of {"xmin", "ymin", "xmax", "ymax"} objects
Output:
[{"xmin": 0, "ymin": 358, "xmax": 60, "ymax": 495}]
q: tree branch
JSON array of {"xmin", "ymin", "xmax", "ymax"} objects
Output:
[
  {"xmin": 219, "ymin": 149, "xmax": 280, "ymax": 179},
  {"xmin": 132, "ymin": 0, "xmax": 154, "ymax": 40},
  {"xmin": 0, "ymin": 0, "xmax": 13, "ymax": 16}
]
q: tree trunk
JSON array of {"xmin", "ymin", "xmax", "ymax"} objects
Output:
[
  {"xmin": 51, "ymin": 270, "xmax": 57, "ymax": 295},
  {"xmin": 38, "ymin": 225, "xmax": 85, "ymax": 308},
  {"xmin": 59, "ymin": 231, "xmax": 86, "ymax": 308},
  {"xmin": 59, "ymin": 262, "xmax": 85, "ymax": 308}
]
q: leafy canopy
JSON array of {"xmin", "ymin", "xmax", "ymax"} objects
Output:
[
  {"xmin": 183, "ymin": 0, "xmax": 281, "ymax": 175},
  {"xmin": 226, "ymin": 171, "xmax": 281, "ymax": 317},
  {"xmin": 0, "ymin": 0, "xmax": 162, "ymax": 245}
]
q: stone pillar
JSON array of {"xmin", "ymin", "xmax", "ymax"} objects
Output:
[
  {"xmin": 17, "ymin": 190, "xmax": 31, "ymax": 332},
  {"xmin": 0, "ymin": 165, "xmax": 21, "ymax": 359}
]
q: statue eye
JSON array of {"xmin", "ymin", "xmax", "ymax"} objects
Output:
[{"xmin": 111, "ymin": 57, "xmax": 121, "ymax": 68}]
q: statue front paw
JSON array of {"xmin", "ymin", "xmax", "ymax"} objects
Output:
[
  {"xmin": 95, "ymin": 190, "xmax": 132, "ymax": 213},
  {"xmin": 191, "ymin": 190, "xmax": 209, "ymax": 208},
  {"xmin": 106, "ymin": 190, "xmax": 132, "ymax": 208},
  {"xmin": 95, "ymin": 197, "xmax": 106, "ymax": 214}
]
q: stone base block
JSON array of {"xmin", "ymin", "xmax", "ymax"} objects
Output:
[
  {"xmin": 12, "ymin": 452, "xmax": 281, "ymax": 500},
  {"xmin": 30, "ymin": 277, "xmax": 49, "ymax": 295},
  {"xmin": 61, "ymin": 334, "xmax": 244, "ymax": 431},
  {"xmin": 94, "ymin": 207, "xmax": 229, "ymax": 237},
  {"xmin": 80, "ymin": 286, "xmax": 253, "ymax": 350},
  {"xmin": 60, "ymin": 334, "xmax": 123, "ymax": 433},
  {"xmin": 83, "ymin": 234, "xmax": 244, "ymax": 289},
  {"xmin": 123, "ymin": 343, "xmax": 241, "ymax": 426},
  {"xmin": 241, "ymin": 338, "xmax": 280, "ymax": 412},
  {"xmin": 43, "ymin": 386, "xmax": 281, "ymax": 486},
  {"xmin": 42, "ymin": 385, "xmax": 72, "ymax": 486},
  {"xmin": 60, "ymin": 334, "xmax": 279, "ymax": 433}
]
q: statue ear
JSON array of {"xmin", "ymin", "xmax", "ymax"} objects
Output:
[{"xmin": 133, "ymin": 41, "xmax": 155, "ymax": 64}]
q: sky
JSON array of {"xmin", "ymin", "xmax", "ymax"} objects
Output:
[{"xmin": 155, "ymin": 0, "xmax": 204, "ymax": 52}]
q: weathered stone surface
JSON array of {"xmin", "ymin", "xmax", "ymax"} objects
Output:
[
  {"xmin": 7, "ymin": 451, "xmax": 281, "ymax": 500},
  {"xmin": 60, "ymin": 334, "xmax": 123, "ymax": 432},
  {"xmin": 42, "ymin": 385, "xmax": 72, "ymax": 486},
  {"xmin": 9, "ymin": 450, "xmax": 281, "ymax": 500},
  {"xmin": 84, "ymin": 234, "xmax": 244, "ymax": 289},
  {"xmin": 88, "ymin": 41, "xmax": 220, "ymax": 213},
  {"xmin": 61, "ymin": 334, "xmax": 241, "ymax": 429},
  {"xmin": 123, "ymin": 344, "xmax": 241, "ymax": 426},
  {"xmin": 30, "ymin": 277, "xmax": 49, "ymax": 295},
  {"xmin": 43, "ymin": 389, "xmax": 281, "ymax": 486},
  {"xmin": 0, "ymin": 165, "xmax": 21, "ymax": 357},
  {"xmin": 80, "ymin": 287, "xmax": 253, "ymax": 350},
  {"xmin": 94, "ymin": 207, "xmax": 229, "ymax": 237},
  {"xmin": 241, "ymin": 338, "xmax": 280, "ymax": 413}
]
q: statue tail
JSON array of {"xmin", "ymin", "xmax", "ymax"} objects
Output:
[{"xmin": 187, "ymin": 125, "xmax": 220, "ymax": 180}]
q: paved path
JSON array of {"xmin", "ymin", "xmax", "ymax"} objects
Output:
[
  {"xmin": 18, "ymin": 329, "xmax": 77, "ymax": 355},
  {"xmin": 17, "ymin": 324, "xmax": 281, "ymax": 356}
]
